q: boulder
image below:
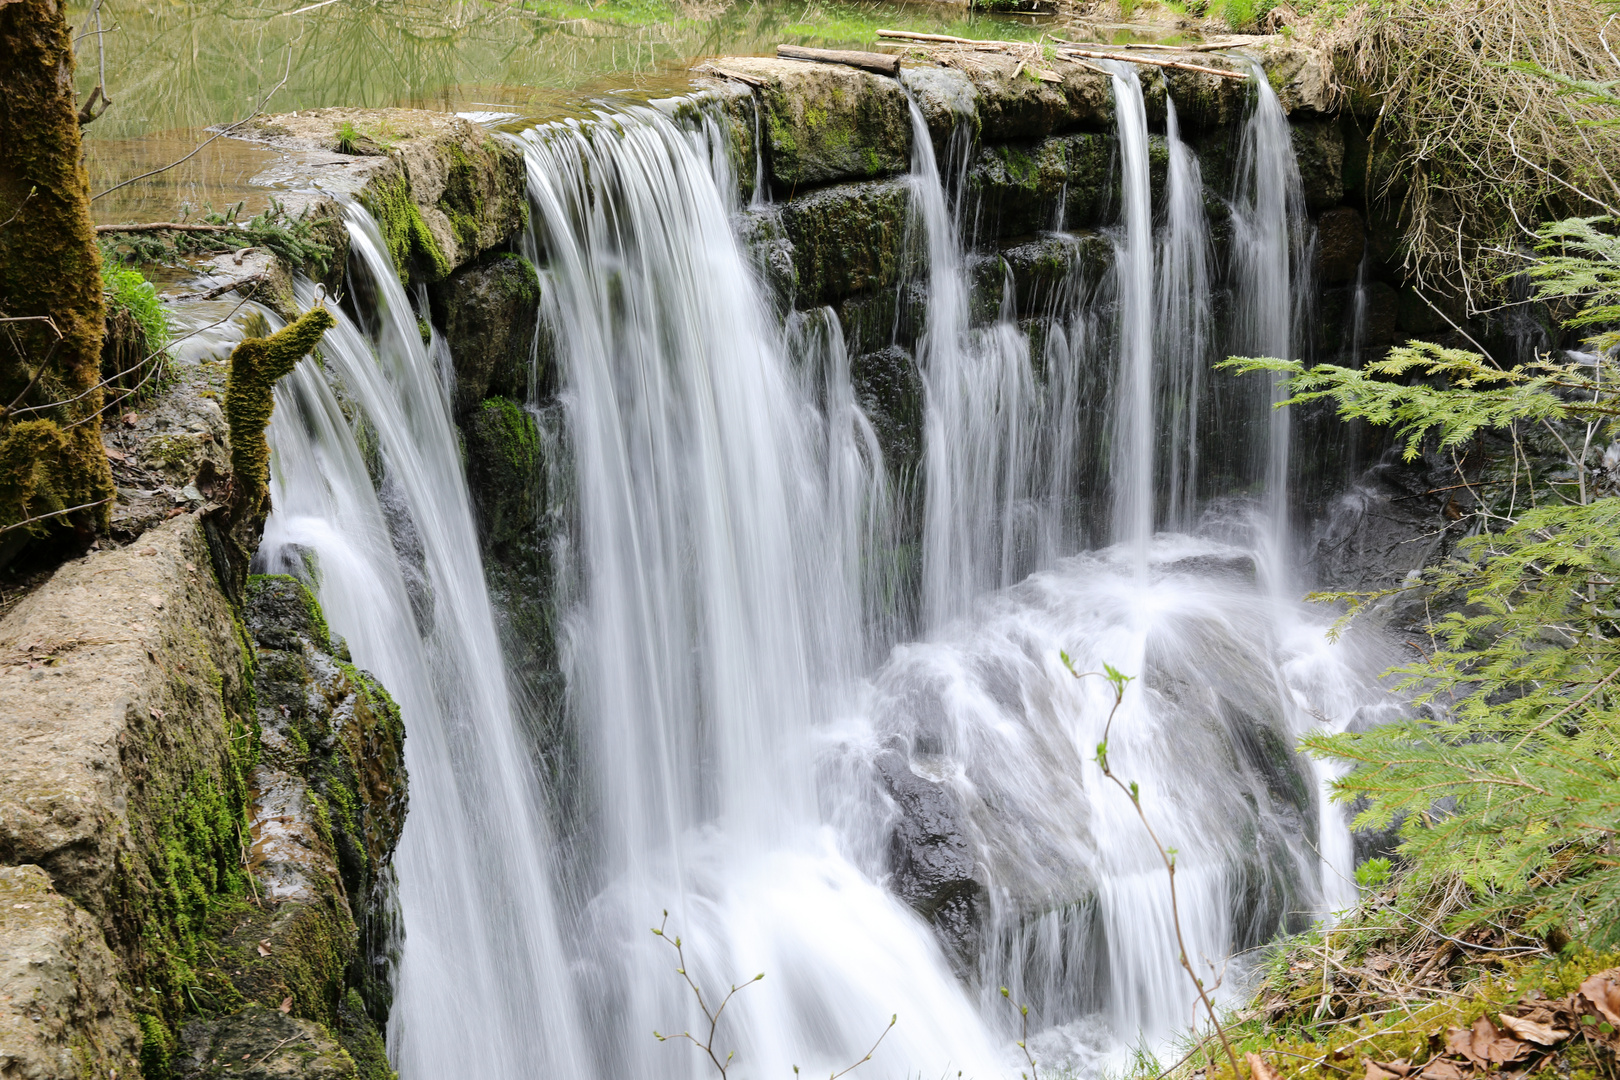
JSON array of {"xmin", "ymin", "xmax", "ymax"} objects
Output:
[
  {"xmin": 873, "ymin": 748, "xmax": 983, "ymax": 972},
  {"xmin": 162, "ymin": 574, "xmax": 408, "ymax": 1080},
  {"xmin": 0, "ymin": 514, "xmax": 254, "ymax": 999},
  {"xmin": 429, "ymin": 252, "xmax": 545, "ymax": 414},
  {"xmin": 704, "ymin": 58, "xmax": 912, "ymax": 192},
  {"xmin": 174, "ymin": 1006, "xmax": 357, "ymax": 1080},
  {"xmin": 240, "ymin": 108, "xmax": 528, "ymax": 287},
  {"xmin": 897, "ymin": 66, "xmax": 978, "ymax": 157},
  {"xmin": 934, "ymin": 54, "xmax": 1112, "ymax": 141},
  {"xmin": 0, "ymin": 865, "xmax": 142, "ymax": 1080},
  {"xmin": 779, "ymin": 178, "xmax": 911, "ymax": 309}
]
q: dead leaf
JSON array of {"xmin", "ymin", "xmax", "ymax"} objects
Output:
[
  {"xmin": 1447, "ymin": 1018, "xmax": 1528, "ymax": 1067},
  {"xmin": 1036, "ymin": 68, "xmax": 1063, "ymax": 83},
  {"xmin": 256, "ymin": 940, "xmax": 272, "ymax": 957},
  {"xmin": 1247, "ymin": 1052, "xmax": 1279, "ymax": 1080},
  {"xmin": 1364, "ymin": 1061, "xmax": 1400, "ymax": 1080},
  {"xmin": 105, "ymin": 447, "xmax": 126, "ymax": 462},
  {"xmin": 1418, "ymin": 1062, "xmax": 1465, "ymax": 1080},
  {"xmin": 1498, "ymin": 1013, "xmax": 1568, "ymax": 1046},
  {"xmin": 1372, "ymin": 1060, "xmax": 1411, "ymax": 1077},
  {"xmin": 278, "ymin": 996, "xmax": 292, "ymax": 1014},
  {"xmin": 1580, "ymin": 970, "xmax": 1620, "ymax": 1029},
  {"xmin": 148, "ymin": 706, "xmax": 165, "ymax": 720},
  {"xmin": 1369, "ymin": 956, "xmax": 1394, "ymax": 973}
]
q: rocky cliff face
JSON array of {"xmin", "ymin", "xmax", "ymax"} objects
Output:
[{"xmin": 0, "ymin": 519, "xmax": 407, "ymax": 1080}]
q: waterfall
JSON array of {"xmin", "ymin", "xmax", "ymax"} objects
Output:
[
  {"xmin": 515, "ymin": 100, "xmax": 1006, "ymax": 1080},
  {"xmin": 1106, "ymin": 63, "xmax": 1155, "ymax": 558},
  {"xmin": 1157, "ymin": 100, "xmax": 1214, "ymax": 531},
  {"xmin": 248, "ymin": 68, "xmax": 1389, "ymax": 1080},
  {"xmin": 909, "ymin": 99, "xmax": 1038, "ymax": 628},
  {"xmin": 258, "ymin": 200, "xmax": 588, "ymax": 1078},
  {"xmin": 1228, "ymin": 65, "xmax": 1314, "ymax": 567}
]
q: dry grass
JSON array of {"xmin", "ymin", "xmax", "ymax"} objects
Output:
[{"xmin": 1311, "ymin": 0, "xmax": 1620, "ymax": 311}]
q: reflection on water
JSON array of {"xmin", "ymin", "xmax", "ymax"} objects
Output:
[{"xmin": 75, "ymin": 0, "xmax": 1051, "ymax": 221}]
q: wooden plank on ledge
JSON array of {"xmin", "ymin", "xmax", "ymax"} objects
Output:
[{"xmin": 776, "ymin": 44, "xmax": 902, "ymax": 76}]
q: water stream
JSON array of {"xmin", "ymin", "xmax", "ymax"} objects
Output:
[{"xmin": 253, "ymin": 67, "xmax": 1390, "ymax": 1080}]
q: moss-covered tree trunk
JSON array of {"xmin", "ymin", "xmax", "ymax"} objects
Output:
[{"xmin": 0, "ymin": 0, "xmax": 114, "ymax": 554}]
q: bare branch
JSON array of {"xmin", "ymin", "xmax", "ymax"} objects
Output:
[{"xmin": 92, "ymin": 44, "xmax": 292, "ymax": 202}]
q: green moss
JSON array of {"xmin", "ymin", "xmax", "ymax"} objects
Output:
[
  {"xmin": 101, "ymin": 256, "xmax": 175, "ymax": 406},
  {"xmin": 337, "ymin": 989, "xmax": 397, "ymax": 1080},
  {"xmin": 145, "ymin": 433, "xmax": 197, "ymax": 472},
  {"xmin": 137, "ymin": 1012, "xmax": 174, "ymax": 1079},
  {"xmin": 361, "ymin": 176, "xmax": 450, "ymax": 286},
  {"xmin": 475, "ymin": 397, "xmax": 540, "ymax": 472},
  {"xmin": 438, "ymin": 141, "xmax": 494, "ymax": 262},
  {"xmin": 248, "ymin": 573, "xmax": 333, "ymax": 652},
  {"xmin": 224, "ymin": 307, "xmax": 336, "ymax": 522},
  {"xmin": 0, "ymin": 0, "xmax": 117, "ymax": 540}
]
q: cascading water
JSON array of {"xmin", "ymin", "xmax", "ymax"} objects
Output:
[
  {"xmin": 1106, "ymin": 63, "xmax": 1156, "ymax": 557},
  {"xmin": 909, "ymin": 99, "xmax": 1039, "ymax": 627},
  {"xmin": 258, "ymin": 200, "xmax": 587, "ymax": 1079},
  {"xmin": 1228, "ymin": 64, "xmax": 1316, "ymax": 568},
  {"xmin": 250, "ymin": 65, "xmax": 1391, "ymax": 1080},
  {"xmin": 1157, "ymin": 100, "xmax": 1215, "ymax": 532},
  {"xmin": 515, "ymin": 101, "xmax": 1006, "ymax": 1080}
]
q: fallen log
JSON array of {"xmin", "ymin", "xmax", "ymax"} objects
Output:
[
  {"xmin": 876, "ymin": 28, "xmax": 1029, "ymax": 47},
  {"xmin": 695, "ymin": 63, "xmax": 767, "ymax": 87},
  {"xmin": 1055, "ymin": 47, "xmax": 1248, "ymax": 80},
  {"xmin": 874, "ymin": 28, "xmax": 1250, "ymax": 80},
  {"xmin": 95, "ymin": 222, "xmax": 240, "ymax": 234},
  {"xmin": 776, "ymin": 44, "xmax": 901, "ymax": 76}
]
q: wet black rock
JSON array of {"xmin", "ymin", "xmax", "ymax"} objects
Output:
[
  {"xmin": 874, "ymin": 747, "xmax": 983, "ymax": 972},
  {"xmin": 429, "ymin": 252, "xmax": 544, "ymax": 415}
]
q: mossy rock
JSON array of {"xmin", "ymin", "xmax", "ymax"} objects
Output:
[
  {"xmin": 999, "ymin": 232, "xmax": 1113, "ymax": 318},
  {"xmin": 849, "ymin": 346, "xmax": 925, "ymax": 487},
  {"xmin": 174, "ymin": 1005, "xmax": 358, "ymax": 1080},
  {"xmin": 707, "ymin": 58, "xmax": 912, "ymax": 192},
  {"xmin": 427, "ymin": 252, "xmax": 545, "ymax": 415},
  {"xmin": 779, "ymin": 178, "xmax": 911, "ymax": 309},
  {"xmin": 965, "ymin": 132, "xmax": 1113, "ymax": 240}
]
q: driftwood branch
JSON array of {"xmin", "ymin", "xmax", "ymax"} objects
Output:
[
  {"xmin": 169, "ymin": 273, "xmax": 266, "ymax": 303},
  {"xmin": 95, "ymin": 222, "xmax": 241, "ymax": 235},
  {"xmin": 873, "ymin": 28, "xmax": 1248, "ymax": 80},
  {"xmin": 694, "ymin": 63, "xmax": 767, "ymax": 88},
  {"xmin": 875, "ymin": 28, "xmax": 1026, "ymax": 46},
  {"xmin": 776, "ymin": 44, "xmax": 901, "ymax": 76},
  {"xmin": 92, "ymin": 43, "xmax": 292, "ymax": 202},
  {"xmin": 1055, "ymin": 47, "xmax": 1248, "ymax": 79}
]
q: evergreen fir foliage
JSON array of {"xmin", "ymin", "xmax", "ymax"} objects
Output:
[{"xmin": 1223, "ymin": 215, "xmax": 1620, "ymax": 947}]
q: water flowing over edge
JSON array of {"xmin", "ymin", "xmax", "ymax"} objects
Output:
[{"xmin": 243, "ymin": 72, "xmax": 1398, "ymax": 1080}]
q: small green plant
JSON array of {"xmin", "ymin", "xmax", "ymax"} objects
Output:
[
  {"xmin": 101, "ymin": 256, "xmax": 174, "ymax": 405},
  {"xmin": 336, "ymin": 120, "xmax": 361, "ymax": 155},
  {"xmin": 999, "ymin": 985, "xmax": 1041, "ymax": 1080},
  {"xmin": 1355, "ymin": 857, "xmax": 1393, "ymax": 892},
  {"xmin": 1220, "ymin": 0, "xmax": 1255, "ymax": 29},
  {"xmin": 651, "ymin": 911, "xmax": 895, "ymax": 1080}
]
